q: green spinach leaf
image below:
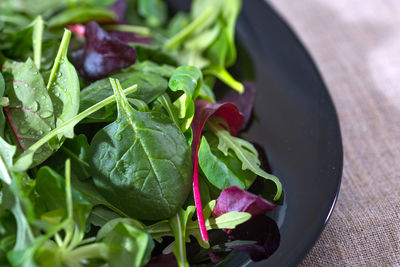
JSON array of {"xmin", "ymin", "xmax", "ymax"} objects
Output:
[
  {"xmin": 2, "ymin": 58, "xmax": 55, "ymax": 167},
  {"xmin": 46, "ymin": 29, "xmax": 80, "ymax": 139},
  {"xmin": 133, "ymin": 61, "xmax": 175, "ymax": 78},
  {"xmin": 89, "ymin": 78, "xmax": 192, "ymax": 220}
]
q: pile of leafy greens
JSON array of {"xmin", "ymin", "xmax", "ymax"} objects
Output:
[{"xmin": 0, "ymin": 0, "xmax": 283, "ymax": 266}]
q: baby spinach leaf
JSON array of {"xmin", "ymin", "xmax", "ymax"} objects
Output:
[
  {"xmin": 89, "ymin": 78, "xmax": 192, "ymax": 220},
  {"xmin": 48, "ymin": 7, "xmax": 116, "ymax": 28},
  {"xmin": 168, "ymin": 206, "xmax": 195, "ymax": 267},
  {"xmin": 138, "ymin": 0, "xmax": 167, "ymax": 28},
  {"xmin": 47, "ymin": 29, "xmax": 80, "ymax": 139},
  {"xmin": 99, "ymin": 221, "xmax": 154, "ymax": 267},
  {"xmin": 80, "ymin": 70, "xmax": 168, "ymax": 121},
  {"xmin": 89, "ymin": 206, "xmax": 121, "ymax": 227},
  {"xmin": 134, "ymin": 44, "xmax": 178, "ymax": 66},
  {"xmin": 133, "ymin": 61, "xmax": 175, "ymax": 78},
  {"xmin": 207, "ymin": 119, "xmax": 282, "ymax": 201},
  {"xmin": 70, "ymin": 176, "xmax": 130, "ymax": 218},
  {"xmin": 198, "ymin": 135, "xmax": 256, "ymax": 190},
  {"xmin": 2, "ymin": 58, "xmax": 55, "ymax": 167}
]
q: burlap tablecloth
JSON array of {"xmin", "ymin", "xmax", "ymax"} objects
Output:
[{"xmin": 266, "ymin": 0, "xmax": 400, "ymax": 266}]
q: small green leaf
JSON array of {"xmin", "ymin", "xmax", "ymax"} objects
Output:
[
  {"xmin": 99, "ymin": 222, "xmax": 154, "ymax": 267},
  {"xmin": 48, "ymin": 7, "xmax": 116, "ymax": 28},
  {"xmin": 138, "ymin": 0, "xmax": 167, "ymax": 27}
]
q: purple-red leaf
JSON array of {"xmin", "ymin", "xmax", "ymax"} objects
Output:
[
  {"xmin": 110, "ymin": 0, "xmax": 127, "ymax": 23},
  {"xmin": 72, "ymin": 21, "xmax": 136, "ymax": 81},
  {"xmin": 145, "ymin": 253, "xmax": 178, "ymax": 267},
  {"xmin": 108, "ymin": 31, "xmax": 152, "ymax": 44},
  {"xmin": 212, "ymin": 186, "xmax": 276, "ymax": 218},
  {"xmin": 222, "ymin": 81, "xmax": 256, "ymax": 130},
  {"xmin": 227, "ymin": 215, "xmax": 280, "ymax": 261},
  {"xmin": 191, "ymin": 100, "xmax": 244, "ymax": 242}
]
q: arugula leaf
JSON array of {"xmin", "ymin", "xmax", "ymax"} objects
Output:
[
  {"xmin": 46, "ymin": 29, "xmax": 80, "ymax": 139},
  {"xmin": 207, "ymin": 119, "xmax": 282, "ymax": 201},
  {"xmin": 198, "ymin": 135, "xmax": 256, "ymax": 190},
  {"xmin": 48, "ymin": 6, "xmax": 116, "ymax": 28},
  {"xmin": 89, "ymin": 78, "xmax": 192, "ymax": 220},
  {"xmin": 138, "ymin": 0, "xmax": 167, "ymax": 28},
  {"xmin": 168, "ymin": 206, "xmax": 195, "ymax": 267},
  {"xmin": 2, "ymin": 58, "xmax": 55, "ymax": 167}
]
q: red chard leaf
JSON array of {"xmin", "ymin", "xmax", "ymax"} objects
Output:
[
  {"xmin": 72, "ymin": 21, "xmax": 136, "ymax": 81},
  {"xmin": 227, "ymin": 215, "xmax": 280, "ymax": 262},
  {"xmin": 222, "ymin": 81, "xmax": 256, "ymax": 130},
  {"xmin": 212, "ymin": 186, "xmax": 276, "ymax": 218},
  {"xmin": 190, "ymin": 100, "xmax": 244, "ymax": 242}
]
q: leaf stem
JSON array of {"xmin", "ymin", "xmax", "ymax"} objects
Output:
[
  {"xmin": 103, "ymin": 24, "xmax": 151, "ymax": 37},
  {"xmin": 164, "ymin": 7, "xmax": 214, "ymax": 51},
  {"xmin": 47, "ymin": 29, "xmax": 71, "ymax": 91},
  {"xmin": 33, "ymin": 16, "xmax": 43, "ymax": 70},
  {"xmin": 203, "ymin": 66, "xmax": 244, "ymax": 93}
]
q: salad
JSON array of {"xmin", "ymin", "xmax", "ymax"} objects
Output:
[{"xmin": 0, "ymin": 0, "xmax": 283, "ymax": 266}]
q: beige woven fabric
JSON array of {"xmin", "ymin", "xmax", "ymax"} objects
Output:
[{"xmin": 267, "ymin": 0, "xmax": 400, "ymax": 266}]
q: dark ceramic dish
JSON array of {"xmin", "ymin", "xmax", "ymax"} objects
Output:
[{"xmin": 167, "ymin": 0, "xmax": 343, "ymax": 266}]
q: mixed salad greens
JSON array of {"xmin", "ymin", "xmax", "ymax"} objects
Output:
[{"xmin": 0, "ymin": 0, "xmax": 283, "ymax": 266}]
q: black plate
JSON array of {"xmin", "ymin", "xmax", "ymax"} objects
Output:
[{"xmin": 167, "ymin": 1, "xmax": 343, "ymax": 266}]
